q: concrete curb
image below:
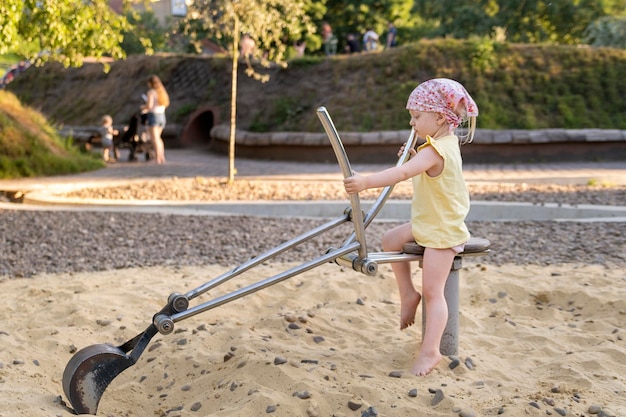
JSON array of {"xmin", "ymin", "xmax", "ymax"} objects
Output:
[{"xmin": 13, "ymin": 192, "xmax": 626, "ymax": 222}]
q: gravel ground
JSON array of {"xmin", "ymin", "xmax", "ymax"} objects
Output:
[
  {"xmin": 1, "ymin": 181, "xmax": 624, "ymax": 280},
  {"xmin": 63, "ymin": 178, "xmax": 626, "ymax": 206}
]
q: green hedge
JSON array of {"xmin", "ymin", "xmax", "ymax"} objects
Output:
[
  {"xmin": 9, "ymin": 39, "xmax": 626, "ymax": 132},
  {"xmin": 251, "ymin": 39, "xmax": 626, "ymax": 131}
]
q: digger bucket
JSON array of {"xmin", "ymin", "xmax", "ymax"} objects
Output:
[
  {"xmin": 63, "ymin": 344, "xmax": 134, "ymax": 414},
  {"xmin": 63, "ymin": 324, "xmax": 158, "ymax": 414}
]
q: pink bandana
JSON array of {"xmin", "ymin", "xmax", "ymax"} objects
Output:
[{"xmin": 406, "ymin": 78, "xmax": 478, "ymax": 128}]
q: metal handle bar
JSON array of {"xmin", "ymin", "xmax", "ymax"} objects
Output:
[
  {"xmin": 169, "ymin": 246, "xmax": 432, "ymax": 325},
  {"xmin": 171, "ymin": 242, "xmax": 360, "ymax": 323},
  {"xmin": 185, "ymin": 214, "xmax": 349, "ymax": 301},
  {"xmin": 316, "ymin": 107, "xmax": 368, "ymax": 259}
]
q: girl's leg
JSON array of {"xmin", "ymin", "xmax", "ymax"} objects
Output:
[
  {"xmin": 411, "ymin": 247, "xmax": 456, "ymax": 376},
  {"xmin": 382, "ymin": 223, "xmax": 421, "ymax": 329}
]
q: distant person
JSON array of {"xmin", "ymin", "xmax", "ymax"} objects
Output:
[
  {"xmin": 321, "ymin": 22, "xmax": 338, "ymax": 56},
  {"xmin": 385, "ymin": 22, "xmax": 398, "ymax": 49},
  {"xmin": 240, "ymin": 33, "xmax": 255, "ymax": 61},
  {"xmin": 345, "ymin": 34, "xmax": 361, "ymax": 54},
  {"xmin": 294, "ymin": 40, "xmax": 306, "ymax": 57},
  {"xmin": 143, "ymin": 75, "xmax": 169, "ymax": 164},
  {"xmin": 17, "ymin": 61, "xmax": 30, "ymax": 74},
  {"xmin": 363, "ymin": 28, "xmax": 379, "ymax": 52},
  {"xmin": 343, "ymin": 78, "xmax": 479, "ymax": 376},
  {"xmin": 99, "ymin": 115, "xmax": 119, "ymax": 162},
  {"xmin": 2, "ymin": 67, "xmax": 17, "ymax": 86}
]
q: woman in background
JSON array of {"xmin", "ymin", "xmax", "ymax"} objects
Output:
[{"xmin": 144, "ymin": 75, "xmax": 169, "ymax": 164}]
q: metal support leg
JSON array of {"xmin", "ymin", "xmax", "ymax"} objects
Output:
[{"xmin": 421, "ymin": 256, "xmax": 463, "ymax": 356}]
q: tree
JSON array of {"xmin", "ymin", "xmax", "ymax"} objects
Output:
[
  {"xmin": 121, "ymin": 9, "xmax": 166, "ymax": 55},
  {"xmin": 0, "ymin": 0, "xmax": 129, "ymax": 67},
  {"xmin": 183, "ymin": 0, "xmax": 314, "ymax": 182},
  {"xmin": 412, "ymin": 0, "xmax": 610, "ymax": 44}
]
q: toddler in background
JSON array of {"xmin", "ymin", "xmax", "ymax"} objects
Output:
[{"xmin": 100, "ymin": 115, "xmax": 119, "ymax": 162}]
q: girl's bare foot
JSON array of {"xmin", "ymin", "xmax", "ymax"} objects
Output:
[
  {"xmin": 411, "ymin": 351, "xmax": 442, "ymax": 376},
  {"xmin": 400, "ymin": 291, "xmax": 421, "ymax": 330}
]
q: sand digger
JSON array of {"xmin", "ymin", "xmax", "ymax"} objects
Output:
[{"xmin": 62, "ymin": 107, "xmax": 490, "ymax": 414}]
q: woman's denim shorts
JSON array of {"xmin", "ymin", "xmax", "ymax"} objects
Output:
[{"xmin": 146, "ymin": 112, "xmax": 166, "ymax": 128}]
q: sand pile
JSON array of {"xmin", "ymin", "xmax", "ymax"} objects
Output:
[
  {"xmin": 0, "ymin": 178, "xmax": 624, "ymax": 416},
  {"xmin": 1, "ymin": 260, "xmax": 624, "ymax": 416}
]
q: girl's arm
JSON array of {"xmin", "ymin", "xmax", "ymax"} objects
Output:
[{"xmin": 343, "ymin": 145, "xmax": 442, "ymax": 194}]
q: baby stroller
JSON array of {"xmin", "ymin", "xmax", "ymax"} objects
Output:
[{"xmin": 116, "ymin": 111, "xmax": 154, "ymax": 161}]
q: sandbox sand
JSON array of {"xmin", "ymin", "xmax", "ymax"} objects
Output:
[{"xmin": 1, "ymin": 261, "xmax": 625, "ymax": 417}]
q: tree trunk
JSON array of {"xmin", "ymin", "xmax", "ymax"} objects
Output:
[{"xmin": 228, "ymin": 15, "xmax": 239, "ymax": 183}]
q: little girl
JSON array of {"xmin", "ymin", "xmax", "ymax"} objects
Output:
[
  {"xmin": 100, "ymin": 115, "xmax": 119, "ymax": 162},
  {"xmin": 343, "ymin": 78, "xmax": 478, "ymax": 376}
]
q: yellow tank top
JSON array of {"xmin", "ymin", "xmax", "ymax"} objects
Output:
[{"xmin": 411, "ymin": 135, "xmax": 470, "ymax": 248}]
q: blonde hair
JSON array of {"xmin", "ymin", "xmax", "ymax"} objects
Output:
[
  {"xmin": 465, "ymin": 115, "xmax": 477, "ymax": 145},
  {"xmin": 457, "ymin": 108, "xmax": 477, "ymax": 145},
  {"xmin": 101, "ymin": 115, "xmax": 113, "ymax": 126},
  {"xmin": 147, "ymin": 75, "xmax": 170, "ymax": 108}
]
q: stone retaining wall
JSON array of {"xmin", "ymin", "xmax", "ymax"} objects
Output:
[
  {"xmin": 210, "ymin": 125, "xmax": 626, "ymax": 146},
  {"xmin": 209, "ymin": 125, "xmax": 626, "ymax": 163},
  {"xmin": 58, "ymin": 123, "xmax": 626, "ymax": 163}
]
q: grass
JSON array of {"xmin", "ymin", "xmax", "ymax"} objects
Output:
[
  {"xmin": 0, "ymin": 90, "xmax": 104, "ymax": 179},
  {"xmin": 0, "ymin": 53, "xmax": 21, "ymax": 77},
  {"xmin": 8, "ymin": 40, "xmax": 626, "ymax": 134}
]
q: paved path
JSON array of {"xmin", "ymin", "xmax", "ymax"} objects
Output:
[
  {"xmin": 1, "ymin": 148, "xmax": 624, "ymax": 222},
  {"xmin": 1, "ymin": 148, "xmax": 625, "ymax": 193}
]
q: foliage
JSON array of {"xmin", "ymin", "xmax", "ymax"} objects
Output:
[
  {"xmin": 171, "ymin": 0, "xmax": 626, "ymax": 58},
  {"xmin": 412, "ymin": 0, "xmax": 620, "ymax": 45},
  {"xmin": 249, "ymin": 97, "xmax": 306, "ymax": 131},
  {"xmin": 174, "ymin": 18, "xmax": 213, "ymax": 54},
  {"xmin": 183, "ymin": 0, "xmax": 315, "ymax": 67},
  {"xmin": 121, "ymin": 9, "xmax": 167, "ymax": 55},
  {"xmin": 0, "ymin": 0, "xmax": 131, "ymax": 68},
  {"xmin": 172, "ymin": 103, "xmax": 197, "ymax": 122},
  {"xmin": 0, "ymin": 53, "xmax": 22, "ymax": 77},
  {"xmin": 0, "ymin": 90, "xmax": 104, "ymax": 179},
  {"xmin": 287, "ymin": 55, "xmax": 325, "ymax": 68},
  {"xmin": 584, "ymin": 16, "xmax": 626, "ymax": 48}
]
